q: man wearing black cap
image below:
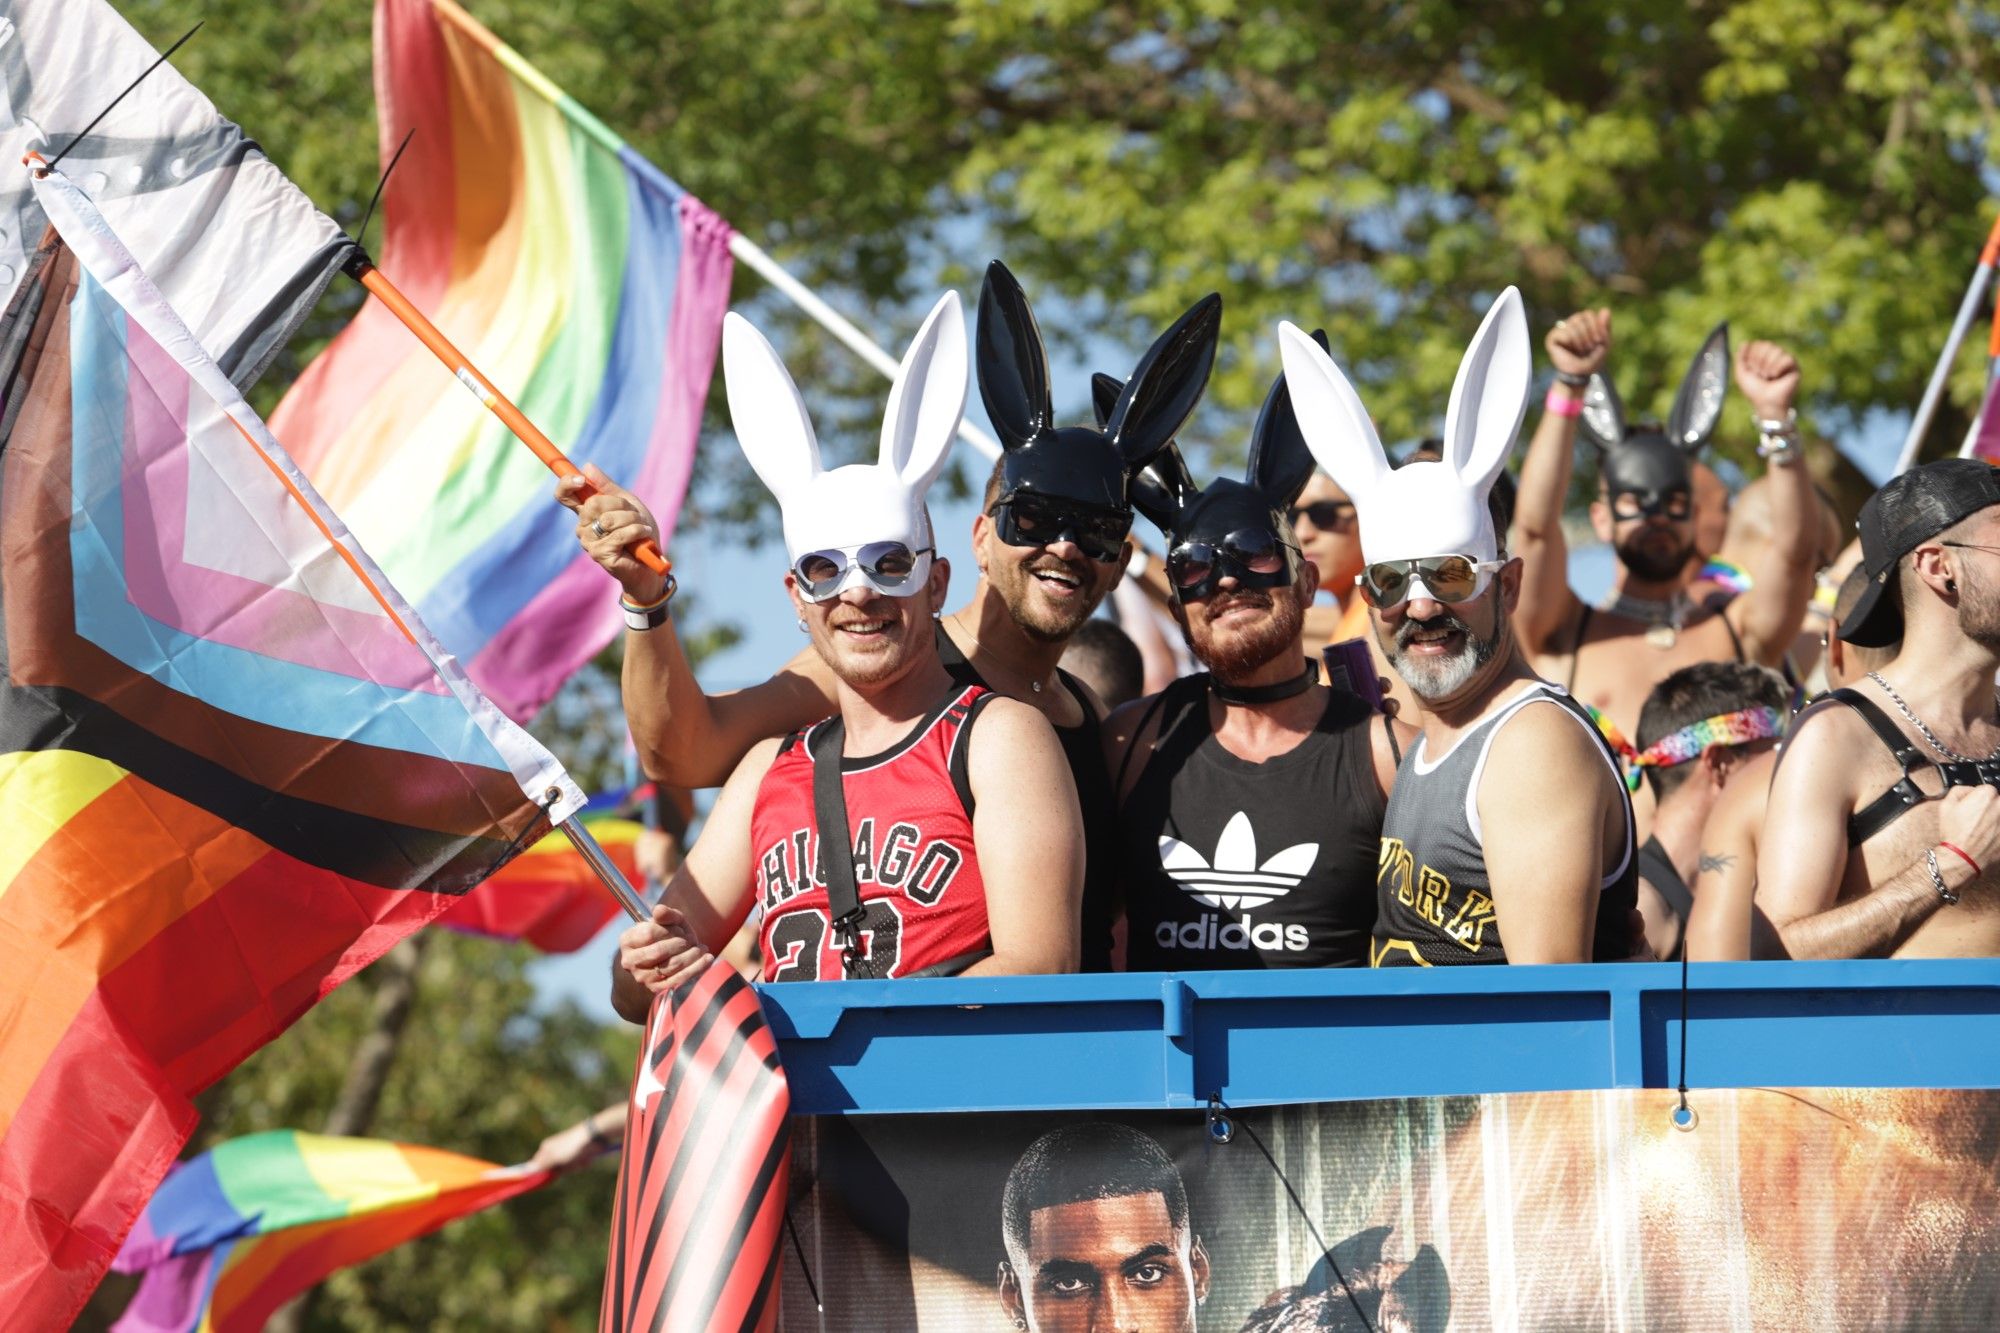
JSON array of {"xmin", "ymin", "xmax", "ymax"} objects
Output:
[
  {"xmin": 1754, "ymin": 459, "xmax": 2000, "ymax": 958},
  {"xmin": 560, "ymin": 262, "xmax": 1220, "ymax": 971},
  {"xmin": 1512, "ymin": 309, "xmax": 1819, "ymax": 832}
]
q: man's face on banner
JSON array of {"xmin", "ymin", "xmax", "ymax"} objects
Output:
[{"xmin": 999, "ymin": 1190, "xmax": 1209, "ymax": 1333}]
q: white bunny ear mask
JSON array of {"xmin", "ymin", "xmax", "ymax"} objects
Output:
[
  {"xmin": 1277, "ymin": 287, "xmax": 1530, "ymax": 567},
  {"xmin": 725, "ymin": 291, "xmax": 968, "ymax": 582}
]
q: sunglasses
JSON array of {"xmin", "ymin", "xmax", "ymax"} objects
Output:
[
  {"xmin": 1356, "ymin": 554, "xmax": 1505, "ymax": 609},
  {"xmin": 1167, "ymin": 529, "xmax": 1300, "ymax": 601},
  {"xmin": 1287, "ymin": 499, "xmax": 1357, "ymax": 531},
  {"xmin": 1610, "ymin": 490, "xmax": 1692, "ymax": 522},
  {"xmin": 990, "ymin": 495, "xmax": 1132, "ymax": 564},
  {"xmin": 792, "ymin": 541, "xmax": 934, "ymax": 602}
]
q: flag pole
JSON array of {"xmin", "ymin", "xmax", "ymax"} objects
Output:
[
  {"xmin": 1892, "ymin": 210, "xmax": 2000, "ymax": 476},
  {"xmin": 1958, "ymin": 299, "xmax": 2000, "ymax": 460},
  {"xmin": 558, "ymin": 815, "xmax": 651, "ymax": 924},
  {"xmin": 338, "ymin": 249, "xmax": 672, "ymax": 577}
]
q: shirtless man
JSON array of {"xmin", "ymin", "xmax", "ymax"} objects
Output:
[
  {"xmin": 563, "ymin": 261, "xmax": 1220, "ymax": 971},
  {"xmin": 1280, "ymin": 290, "xmax": 1637, "ymax": 966},
  {"xmin": 1683, "ymin": 563, "xmax": 1896, "ymax": 961},
  {"xmin": 1754, "ymin": 459, "xmax": 2000, "ymax": 959},
  {"xmin": 605, "ymin": 295, "xmax": 1081, "ymax": 1018},
  {"xmin": 1511, "ymin": 311, "xmax": 1819, "ymax": 798},
  {"xmin": 1626, "ymin": 661, "xmax": 1790, "ymax": 959}
]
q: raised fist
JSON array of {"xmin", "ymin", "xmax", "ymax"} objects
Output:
[
  {"xmin": 1545, "ymin": 308, "xmax": 1612, "ymax": 380},
  {"xmin": 1733, "ymin": 339, "xmax": 1801, "ymax": 421}
]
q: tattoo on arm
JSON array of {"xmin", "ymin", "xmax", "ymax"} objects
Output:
[{"xmin": 1698, "ymin": 851, "xmax": 1736, "ymax": 875}]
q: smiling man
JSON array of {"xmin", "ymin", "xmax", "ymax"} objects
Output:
[
  {"xmin": 599, "ymin": 296, "xmax": 1083, "ymax": 1014},
  {"xmin": 1280, "ymin": 292, "xmax": 1638, "ymax": 966},
  {"xmin": 998, "ymin": 1124, "xmax": 1208, "ymax": 1333}
]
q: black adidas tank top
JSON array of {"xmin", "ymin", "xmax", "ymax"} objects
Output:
[
  {"xmin": 935, "ymin": 626, "xmax": 1117, "ymax": 972},
  {"xmin": 1117, "ymin": 677, "xmax": 1385, "ymax": 969}
]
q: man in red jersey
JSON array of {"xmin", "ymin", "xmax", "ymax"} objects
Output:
[{"xmin": 609, "ymin": 293, "xmax": 1082, "ymax": 1018}]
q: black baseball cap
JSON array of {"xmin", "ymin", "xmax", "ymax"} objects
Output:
[{"xmin": 1840, "ymin": 458, "xmax": 2000, "ymax": 647}]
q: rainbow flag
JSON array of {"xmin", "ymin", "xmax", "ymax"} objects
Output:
[
  {"xmin": 0, "ymin": 169, "xmax": 585, "ymax": 1323},
  {"xmin": 1968, "ymin": 299, "xmax": 2000, "ymax": 464},
  {"xmin": 444, "ymin": 794, "xmax": 642, "ymax": 952},
  {"xmin": 269, "ymin": 0, "xmax": 735, "ymax": 721},
  {"xmin": 112, "ymin": 1131, "xmax": 552, "ymax": 1333}
]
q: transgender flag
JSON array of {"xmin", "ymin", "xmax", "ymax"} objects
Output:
[{"xmin": 271, "ymin": 0, "xmax": 735, "ymax": 720}]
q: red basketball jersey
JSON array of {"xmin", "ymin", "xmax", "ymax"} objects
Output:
[{"xmin": 752, "ymin": 685, "xmax": 994, "ymax": 981}]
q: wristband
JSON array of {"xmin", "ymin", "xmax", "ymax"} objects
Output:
[
  {"xmin": 1939, "ymin": 841, "xmax": 1983, "ymax": 877},
  {"xmin": 621, "ymin": 573, "xmax": 677, "ymax": 631},
  {"xmin": 1543, "ymin": 386, "xmax": 1583, "ymax": 418},
  {"xmin": 1924, "ymin": 848, "xmax": 1962, "ymax": 905},
  {"xmin": 1553, "ymin": 369, "xmax": 1590, "ymax": 388}
]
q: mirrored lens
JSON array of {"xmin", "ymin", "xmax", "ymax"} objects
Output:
[
  {"xmin": 1168, "ymin": 543, "xmax": 1214, "ymax": 590},
  {"xmin": 859, "ymin": 541, "xmax": 917, "ymax": 582},
  {"xmin": 1225, "ymin": 530, "xmax": 1286, "ymax": 576},
  {"xmin": 1361, "ymin": 562, "xmax": 1411, "ymax": 607},
  {"xmin": 796, "ymin": 552, "xmax": 844, "ymax": 591},
  {"xmin": 1419, "ymin": 555, "xmax": 1479, "ymax": 602}
]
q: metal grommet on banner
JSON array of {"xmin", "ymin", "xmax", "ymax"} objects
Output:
[
  {"xmin": 1206, "ymin": 1094, "xmax": 1233, "ymax": 1145},
  {"xmin": 1670, "ymin": 1097, "xmax": 1698, "ymax": 1133}
]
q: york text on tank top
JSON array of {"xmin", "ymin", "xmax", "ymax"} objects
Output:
[
  {"xmin": 1119, "ymin": 678, "xmax": 1385, "ymax": 969},
  {"xmin": 752, "ymin": 685, "xmax": 994, "ymax": 981},
  {"xmin": 1372, "ymin": 681, "xmax": 1637, "ymax": 966}
]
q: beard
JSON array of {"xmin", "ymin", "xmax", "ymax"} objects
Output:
[
  {"xmin": 1959, "ymin": 565, "xmax": 2000, "ymax": 653},
  {"xmin": 1191, "ymin": 586, "xmax": 1305, "ymax": 680},
  {"xmin": 1386, "ymin": 605, "xmax": 1506, "ymax": 701},
  {"xmin": 994, "ymin": 550, "xmax": 1103, "ymax": 643},
  {"xmin": 1615, "ymin": 526, "xmax": 1696, "ymax": 583}
]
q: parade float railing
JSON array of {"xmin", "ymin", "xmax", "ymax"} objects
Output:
[{"xmin": 758, "ymin": 959, "xmax": 2000, "ymax": 1114}]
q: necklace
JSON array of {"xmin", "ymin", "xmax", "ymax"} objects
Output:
[
  {"xmin": 1602, "ymin": 590, "xmax": 1690, "ymax": 650},
  {"xmin": 948, "ymin": 612, "xmax": 1051, "ymax": 698},
  {"xmin": 1211, "ymin": 660, "xmax": 1317, "ymax": 705},
  {"xmin": 1866, "ymin": 671, "xmax": 2000, "ymax": 763}
]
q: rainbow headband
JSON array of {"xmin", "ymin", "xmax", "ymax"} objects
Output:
[{"xmin": 1626, "ymin": 705, "xmax": 1788, "ymax": 791}]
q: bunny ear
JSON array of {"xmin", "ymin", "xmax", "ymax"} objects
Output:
[
  {"xmin": 879, "ymin": 289, "xmax": 967, "ymax": 494},
  {"xmin": 1579, "ymin": 372, "xmax": 1626, "ymax": 451},
  {"xmin": 723, "ymin": 311, "xmax": 822, "ymax": 507},
  {"xmin": 1130, "ymin": 441, "xmax": 1198, "ymax": 536},
  {"xmin": 1439, "ymin": 286, "xmax": 1530, "ymax": 491},
  {"xmin": 1666, "ymin": 321, "xmax": 1729, "ymax": 452},
  {"xmin": 1105, "ymin": 292, "xmax": 1222, "ymax": 472},
  {"xmin": 1277, "ymin": 320, "xmax": 1390, "ymax": 506},
  {"xmin": 976, "ymin": 260, "xmax": 1053, "ymax": 451},
  {"xmin": 1089, "ymin": 372, "xmax": 1124, "ymax": 430},
  {"xmin": 1244, "ymin": 328, "xmax": 1324, "ymax": 510}
]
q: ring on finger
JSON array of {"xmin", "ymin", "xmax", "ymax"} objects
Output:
[{"xmin": 591, "ymin": 519, "xmax": 607, "ymax": 539}]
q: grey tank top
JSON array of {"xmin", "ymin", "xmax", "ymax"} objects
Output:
[{"xmin": 1372, "ymin": 681, "xmax": 1637, "ymax": 966}]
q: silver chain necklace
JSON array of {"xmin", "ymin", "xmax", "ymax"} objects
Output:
[
  {"xmin": 1866, "ymin": 671, "xmax": 2000, "ymax": 763},
  {"xmin": 1602, "ymin": 590, "xmax": 1690, "ymax": 649}
]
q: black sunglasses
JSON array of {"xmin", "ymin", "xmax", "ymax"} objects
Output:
[
  {"xmin": 1167, "ymin": 529, "xmax": 1300, "ymax": 601},
  {"xmin": 1287, "ymin": 499, "xmax": 1356, "ymax": 531},
  {"xmin": 990, "ymin": 495, "xmax": 1132, "ymax": 564}
]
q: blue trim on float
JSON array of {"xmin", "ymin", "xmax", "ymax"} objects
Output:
[{"xmin": 757, "ymin": 961, "xmax": 2000, "ymax": 1115}]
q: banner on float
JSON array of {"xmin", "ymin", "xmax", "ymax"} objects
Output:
[{"xmin": 783, "ymin": 1088, "xmax": 2000, "ymax": 1331}]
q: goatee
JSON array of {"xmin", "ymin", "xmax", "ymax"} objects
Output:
[{"xmin": 1196, "ymin": 589, "xmax": 1305, "ymax": 681}]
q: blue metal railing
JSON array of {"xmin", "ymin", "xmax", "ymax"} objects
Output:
[{"xmin": 756, "ymin": 960, "xmax": 2000, "ymax": 1115}]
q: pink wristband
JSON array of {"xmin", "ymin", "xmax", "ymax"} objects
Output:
[{"xmin": 1544, "ymin": 387, "xmax": 1583, "ymax": 418}]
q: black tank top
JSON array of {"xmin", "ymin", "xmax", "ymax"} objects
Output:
[
  {"xmin": 935, "ymin": 627, "xmax": 1117, "ymax": 972},
  {"xmin": 1116, "ymin": 676, "xmax": 1385, "ymax": 969},
  {"xmin": 1373, "ymin": 682, "xmax": 1637, "ymax": 966}
]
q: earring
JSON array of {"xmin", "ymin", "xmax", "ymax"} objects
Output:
[
  {"xmin": 797, "ymin": 617, "xmax": 809, "ymax": 633},
  {"xmin": 1947, "ymin": 578, "xmax": 1958, "ymax": 594},
  {"xmin": 1013, "ymin": 1321, "xmax": 1027, "ymax": 1331}
]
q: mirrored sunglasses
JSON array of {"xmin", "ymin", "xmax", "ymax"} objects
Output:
[
  {"xmin": 990, "ymin": 495, "xmax": 1132, "ymax": 564},
  {"xmin": 1356, "ymin": 554, "xmax": 1504, "ymax": 609},
  {"xmin": 1167, "ymin": 529, "xmax": 1298, "ymax": 601},
  {"xmin": 793, "ymin": 541, "xmax": 933, "ymax": 602}
]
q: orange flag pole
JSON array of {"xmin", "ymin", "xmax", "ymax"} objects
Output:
[{"xmin": 342, "ymin": 250, "xmax": 671, "ymax": 577}]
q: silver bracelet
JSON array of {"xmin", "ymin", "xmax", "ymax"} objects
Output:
[
  {"xmin": 1925, "ymin": 847, "xmax": 1961, "ymax": 905},
  {"xmin": 1754, "ymin": 408, "xmax": 1801, "ymax": 465}
]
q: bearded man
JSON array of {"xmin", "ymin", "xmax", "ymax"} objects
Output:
[
  {"xmin": 1104, "ymin": 346, "xmax": 1406, "ymax": 969},
  {"xmin": 1280, "ymin": 291, "xmax": 1638, "ymax": 966},
  {"xmin": 565, "ymin": 261, "xmax": 1220, "ymax": 972},
  {"xmin": 1510, "ymin": 309, "xmax": 1819, "ymax": 826}
]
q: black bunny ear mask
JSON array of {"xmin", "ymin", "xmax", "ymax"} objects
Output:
[
  {"xmin": 977, "ymin": 259, "xmax": 1220, "ymax": 514},
  {"xmin": 1581, "ymin": 322, "xmax": 1730, "ymax": 458}
]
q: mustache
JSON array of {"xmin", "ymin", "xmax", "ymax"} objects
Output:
[
  {"xmin": 1395, "ymin": 611, "xmax": 1471, "ymax": 649},
  {"xmin": 1205, "ymin": 589, "xmax": 1276, "ymax": 618},
  {"xmin": 1024, "ymin": 554, "xmax": 1090, "ymax": 580}
]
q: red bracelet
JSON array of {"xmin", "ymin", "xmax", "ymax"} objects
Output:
[
  {"xmin": 1939, "ymin": 841, "xmax": 1982, "ymax": 877},
  {"xmin": 1543, "ymin": 386, "xmax": 1582, "ymax": 418}
]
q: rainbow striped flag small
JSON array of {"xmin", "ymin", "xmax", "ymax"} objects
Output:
[
  {"xmin": 270, "ymin": 0, "xmax": 735, "ymax": 721},
  {"xmin": 443, "ymin": 793, "xmax": 643, "ymax": 952},
  {"xmin": 112, "ymin": 1131, "xmax": 552, "ymax": 1333}
]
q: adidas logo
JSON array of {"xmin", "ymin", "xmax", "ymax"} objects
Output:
[{"xmin": 1159, "ymin": 811, "xmax": 1318, "ymax": 912}]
